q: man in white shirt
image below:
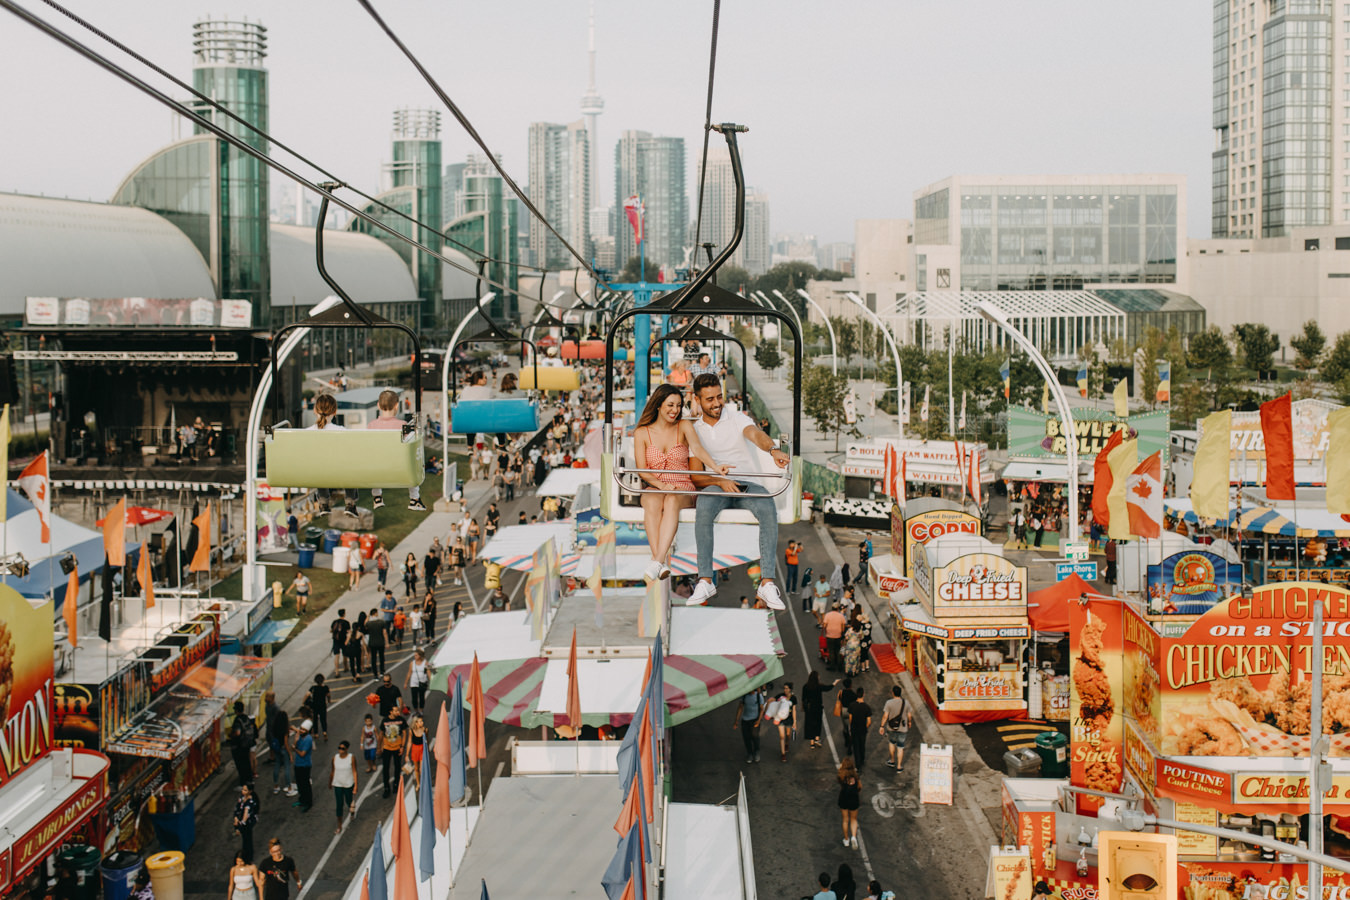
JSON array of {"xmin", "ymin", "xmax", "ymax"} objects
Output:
[{"xmin": 686, "ymin": 374, "xmax": 789, "ymax": 610}]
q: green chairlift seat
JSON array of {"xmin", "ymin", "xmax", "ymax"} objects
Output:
[{"xmin": 264, "ymin": 428, "xmax": 425, "ymax": 489}]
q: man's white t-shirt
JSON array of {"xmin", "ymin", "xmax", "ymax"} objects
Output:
[{"xmin": 693, "ymin": 408, "xmax": 758, "ymax": 480}]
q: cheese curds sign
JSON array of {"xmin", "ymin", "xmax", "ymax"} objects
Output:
[{"xmin": 0, "ymin": 586, "xmax": 54, "ymax": 789}]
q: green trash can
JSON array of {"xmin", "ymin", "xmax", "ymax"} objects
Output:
[
  {"xmin": 304, "ymin": 526, "xmax": 324, "ymax": 545},
  {"xmin": 56, "ymin": 845, "xmax": 100, "ymax": 900},
  {"xmin": 1034, "ymin": 731, "xmax": 1070, "ymax": 778}
]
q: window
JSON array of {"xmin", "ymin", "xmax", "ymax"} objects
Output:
[
  {"xmin": 936, "ymin": 268, "xmax": 951, "ymax": 288},
  {"xmin": 1336, "ymin": 236, "xmax": 1350, "ymax": 248},
  {"xmin": 1306, "ymin": 238, "xmax": 1321, "ymax": 250}
]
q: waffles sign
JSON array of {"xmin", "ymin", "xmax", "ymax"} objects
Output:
[{"xmin": 0, "ymin": 586, "xmax": 54, "ymax": 788}]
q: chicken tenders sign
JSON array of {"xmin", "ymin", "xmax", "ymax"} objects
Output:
[{"xmin": 1128, "ymin": 582, "xmax": 1350, "ymax": 760}]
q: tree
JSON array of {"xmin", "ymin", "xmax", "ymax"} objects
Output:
[
  {"xmin": 1185, "ymin": 326, "xmax": 1234, "ymax": 411},
  {"xmin": 831, "ymin": 317, "xmax": 858, "ymax": 369},
  {"xmin": 1232, "ymin": 323, "xmax": 1280, "ymax": 375},
  {"xmin": 801, "ymin": 363, "xmax": 858, "ymax": 448},
  {"xmin": 754, "ymin": 340, "xmax": 782, "ymax": 378},
  {"xmin": 1324, "ymin": 332, "xmax": 1350, "ymax": 384},
  {"xmin": 619, "ymin": 255, "xmax": 660, "ymax": 283},
  {"xmin": 816, "ymin": 269, "xmax": 847, "ymax": 281},
  {"xmin": 716, "ymin": 264, "xmax": 752, "ymax": 294},
  {"xmin": 752, "ymin": 261, "xmax": 819, "ymax": 318},
  {"xmin": 1291, "ymin": 320, "xmax": 1327, "ymax": 370}
]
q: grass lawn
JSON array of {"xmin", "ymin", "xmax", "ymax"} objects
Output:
[{"xmin": 212, "ymin": 455, "xmax": 466, "ymax": 644}]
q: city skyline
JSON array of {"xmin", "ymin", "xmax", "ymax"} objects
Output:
[{"xmin": 1, "ymin": 1, "xmax": 1212, "ymax": 246}]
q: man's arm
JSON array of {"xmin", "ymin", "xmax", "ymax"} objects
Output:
[{"xmin": 740, "ymin": 421, "xmax": 790, "ymax": 469}]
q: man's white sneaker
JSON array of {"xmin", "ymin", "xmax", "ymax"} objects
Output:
[
  {"xmin": 642, "ymin": 559, "xmax": 663, "ymax": 582},
  {"xmin": 756, "ymin": 580, "xmax": 785, "ymax": 611},
  {"xmin": 686, "ymin": 580, "xmax": 717, "ymax": 606}
]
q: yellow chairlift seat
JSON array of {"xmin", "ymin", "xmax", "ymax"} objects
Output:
[
  {"xmin": 517, "ymin": 366, "xmax": 581, "ymax": 392},
  {"xmin": 265, "ymin": 428, "xmax": 425, "ymax": 489}
]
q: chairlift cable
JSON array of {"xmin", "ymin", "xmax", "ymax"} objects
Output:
[
  {"xmin": 690, "ymin": 0, "xmax": 722, "ymax": 264},
  {"xmin": 0, "ymin": 0, "xmax": 531, "ymax": 302},
  {"xmin": 34, "ymin": 0, "xmax": 552, "ymax": 277},
  {"xmin": 355, "ymin": 0, "xmax": 600, "ymax": 281}
]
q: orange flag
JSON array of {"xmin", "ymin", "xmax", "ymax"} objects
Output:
[
  {"xmin": 63, "ymin": 562, "xmax": 78, "ymax": 647},
  {"xmin": 390, "ymin": 775, "xmax": 418, "ymax": 900},
  {"xmin": 433, "ymin": 700, "xmax": 452, "ymax": 834},
  {"xmin": 566, "ymin": 627, "xmax": 582, "ymax": 734},
  {"xmin": 102, "ymin": 498, "xmax": 126, "ymax": 567},
  {"xmin": 467, "ymin": 654, "xmax": 487, "ymax": 768},
  {"xmin": 637, "ymin": 705, "xmax": 654, "ymax": 824},
  {"xmin": 137, "ymin": 540, "xmax": 155, "ymax": 609},
  {"xmin": 189, "ymin": 502, "xmax": 212, "ymax": 573}
]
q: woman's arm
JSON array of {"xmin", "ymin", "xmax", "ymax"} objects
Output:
[{"xmin": 679, "ymin": 421, "xmax": 729, "ymax": 475}]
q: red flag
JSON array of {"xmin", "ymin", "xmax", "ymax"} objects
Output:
[
  {"xmin": 1091, "ymin": 428, "xmax": 1126, "ymax": 528},
  {"xmin": 467, "ymin": 654, "xmax": 487, "ymax": 768},
  {"xmin": 16, "ymin": 452, "xmax": 51, "ymax": 543},
  {"xmin": 1126, "ymin": 451, "xmax": 1163, "ymax": 539},
  {"xmin": 63, "ymin": 562, "xmax": 78, "ymax": 647},
  {"xmin": 566, "ymin": 627, "xmax": 582, "ymax": 734},
  {"xmin": 1260, "ymin": 392, "xmax": 1296, "ymax": 500},
  {"xmin": 898, "ymin": 453, "xmax": 907, "ymax": 512},
  {"xmin": 881, "ymin": 445, "xmax": 895, "ymax": 501},
  {"xmin": 623, "ymin": 195, "xmax": 644, "ymax": 245},
  {"xmin": 190, "ymin": 502, "xmax": 212, "ymax": 573},
  {"xmin": 433, "ymin": 700, "xmax": 452, "ymax": 834},
  {"xmin": 137, "ymin": 540, "xmax": 154, "ymax": 609},
  {"xmin": 390, "ymin": 775, "xmax": 418, "ymax": 900},
  {"xmin": 969, "ymin": 448, "xmax": 983, "ymax": 506},
  {"xmin": 360, "ymin": 873, "xmax": 370, "ymax": 900},
  {"xmin": 103, "ymin": 497, "xmax": 126, "ymax": 567}
]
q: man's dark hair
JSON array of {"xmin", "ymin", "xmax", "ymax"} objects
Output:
[
  {"xmin": 819, "ymin": 873, "xmax": 831, "ymax": 888},
  {"xmin": 893, "ymin": 685, "xmax": 903, "ymax": 697},
  {"xmin": 692, "ymin": 373, "xmax": 721, "ymax": 395}
]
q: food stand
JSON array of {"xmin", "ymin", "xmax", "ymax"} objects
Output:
[{"xmin": 896, "ymin": 533, "xmax": 1030, "ymax": 723}]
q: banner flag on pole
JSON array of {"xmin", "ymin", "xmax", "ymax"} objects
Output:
[
  {"xmin": 1156, "ymin": 361, "xmax": 1171, "ymax": 403},
  {"xmin": 1328, "ymin": 408, "xmax": 1350, "ymax": 514},
  {"xmin": 1091, "ymin": 428, "xmax": 1126, "ymax": 530},
  {"xmin": 189, "ymin": 502, "xmax": 212, "ymax": 572},
  {"xmin": 1000, "ymin": 358, "xmax": 1010, "ymax": 400},
  {"xmin": 1191, "ymin": 410, "xmax": 1232, "ymax": 521},
  {"xmin": 16, "ymin": 452, "xmax": 50, "ymax": 543},
  {"xmin": 1077, "ymin": 363, "xmax": 1089, "ymax": 398},
  {"xmin": 1105, "ymin": 438, "xmax": 1139, "ymax": 541},
  {"xmin": 138, "ymin": 540, "xmax": 154, "ymax": 609},
  {"xmin": 623, "ymin": 194, "xmax": 644, "ymax": 245},
  {"xmin": 1113, "ymin": 379, "xmax": 1129, "ymax": 418},
  {"xmin": 920, "ymin": 385, "xmax": 930, "ymax": 423},
  {"xmin": 1259, "ymin": 392, "xmax": 1296, "ymax": 501},
  {"xmin": 1125, "ymin": 451, "xmax": 1163, "ymax": 539},
  {"xmin": 63, "ymin": 562, "xmax": 78, "ymax": 647},
  {"xmin": 103, "ymin": 497, "xmax": 126, "ymax": 567},
  {"xmin": 1041, "ymin": 381, "xmax": 1050, "ymax": 415},
  {"xmin": 958, "ymin": 391, "xmax": 966, "ymax": 430}
]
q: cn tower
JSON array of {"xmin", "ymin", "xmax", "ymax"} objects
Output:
[{"xmin": 579, "ymin": 0, "xmax": 604, "ymax": 234}]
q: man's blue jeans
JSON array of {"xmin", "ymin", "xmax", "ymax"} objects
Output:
[
  {"xmin": 695, "ymin": 481, "xmax": 778, "ymax": 582},
  {"xmin": 786, "ymin": 564, "xmax": 799, "ymax": 594},
  {"xmin": 270, "ymin": 738, "xmax": 291, "ymax": 786}
]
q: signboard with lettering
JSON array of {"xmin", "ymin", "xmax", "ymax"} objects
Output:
[
  {"xmin": 53, "ymin": 661, "xmax": 153, "ymax": 752},
  {"xmin": 1173, "ymin": 802, "xmax": 1218, "ymax": 857},
  {"xmin": 1144, "ymin": 551, "xmax": 1243, "ymax": 614},
  {"xmin": 903, "ymin": 509, "xmax": 981, "ymax": 578},
  {"xmin": 1056, "ymin": 561, "xmax": 1098, "ymax": 582},
  {"xmin": 919, "ymin": 742, "xmax": 954, "ymax": 805},
  {"xmin": 917, "ymin": 551, "xmax": 1028, "ymax": 619},
  {"xmin": 9, "ymin": 763, "xmax": 107, "ymax": 883},
  {"xmin": 1007, "ymin": 406, "xmax": 1170, "ymax": 466},
  {"xmin": 0, "ymin": 587, "xmax": 54, "ymax": 790},
  {"xmin": 1069, "ymin": 597, "xmax": 1124, "ymax": 815},
  {"xmin": 24, "ymin": 296, "xmax": 253, "ymax": 328},
  {"xmin": 1201, "ymin": 398, "xmax": 1338, "ymax": 461},
  {"xmin": 985, "ymin": 846, "xmax": 1032, "ymax": 900},
  {"xmin": 944, "ymin": 669, "xmax": 1021, "ymax": 709}
]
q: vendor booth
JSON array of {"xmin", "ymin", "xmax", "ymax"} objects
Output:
[{"xmin": 896, "ymin": 533, "xmax": 1030, "ymax": 723}]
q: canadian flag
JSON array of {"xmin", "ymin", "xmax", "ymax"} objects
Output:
[
  {"xmin": 1125, "ymin": 451, "xmax": 1163, "ymax": 539},
  {"xmin": 897, "ymin": 451, "xmax": 907, "ymax": 513},
  {"xmin": 17, "ymin": 451, "xmax": 51, "ymax": 543}
]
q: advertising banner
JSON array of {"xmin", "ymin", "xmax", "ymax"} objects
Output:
[
  {"xmin": 53, "ymin": 662, "xmax": 153, "ymax": 752},
  {"xmin": 1015, "ymin": 810, "xmax": 1058, "ymax": 884},
  {"xmin": 1180, "ymin": 862, "xmax": 1350, "ymax": 900},
  {"xmin": 1069, "ymin": 597, "xmax": 1124, "ymax": 814},
  {"xmin": 0, "ymin": 587, "xmax": 54, "ymax": 790},
  {"xmin": 943, "ymin": 668, "xmax": 1021, "ymax": 710},
  {"xmin": 1007, "ymin": 406, "xmax": 1170, "ymax": 466},
  {"xmin": 1145, "ymin": 551, "xmax": 1245, "ymax": 614},
  {"xmin": 916, "ymin": 551, "xmax": 1028, "ymax": 619},
  {"xmin": 1206, "ymin": 398, "xmax": 1338, "ymax": 461},
  {"xmin": 1123, "ymin": 604, "xmax": 1161, "ymax": 749},
  {"xmin": 24, "ymin": 296, "xmax": 253, "ymax": 328},
  {"xmin": 902, "ymin": 509, "xmax": 981, "ymax": 578},
  {"xmin": 986, "ymin": 846, "xmax": 1032, "ymax": 900},
  {"xmin": 255, "ymin": 482, "xmax": 289, "ymax": 555},
  {"xmin": 148, "ymin": 613, "xmax": 221, "ymax": 693}
]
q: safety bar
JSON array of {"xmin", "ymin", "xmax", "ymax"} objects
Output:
[{"xmin": 609, "ymin": 429, "xmax": 794, "ymax": 498}]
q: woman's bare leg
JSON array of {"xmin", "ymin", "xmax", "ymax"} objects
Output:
[
  {"xmin": 654, "ymin": 494, "xmax": 683, "ymax": 561},
  {"xmin": 640, "ymin": 492, "xmax": 665, "ymax": 561}
]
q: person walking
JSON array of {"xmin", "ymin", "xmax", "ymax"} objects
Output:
[
  {"xmin": 408, "ymin": 604, "xmax": 425, "ymax": 646},
  {"xmin": 361, "ymin": 714, "xmax": 378, "ymax": 773},
  {"xmin": 330, "ymin": 740, "xmax": 358, "ymax": 834},
  {"xmin": 848, "ymin": 688, "xmax": 873, "ymax": 768},
  {"xmin": 407, "ymin": 712, "xmax": 427, "ymax": 791},
  {"xmin": 422, "ymin": 547, "xmax": 441, "ymax": 594},
  {"xmin": 284, "ymin": 572, "xmax": 310, "ymax": 616},
  {"xmin": 292, "ymin": 720, "xmax": 314, "ymax": 812},
  {"xmin": 836, "ymin": 678, "xmax": 856, "ymax": 746},
  {"xmin": 259, "ymin": 839, "xmax": 301, "ymax": 900},
  {"xmin": 837, "ymin": 757, "xmax": 861, "ymax": 849},
  {"xmin": 365, "ymin": 607, "xmax": 388, "ymax": 677},
  {"xmin": 423, "ymin": 593, "xmax": 438, "ymax": 642},
  {"xmin": 768, "ymin": 683, "xmax": 797, "ymax": 762},
  {"xmin": 376, "ymin": 672, "xmax": 402, "ymax": 717},
  {"xmin": 784, "ymin": 541, "xmax": 801, "ymax": 595},
  {"xmin": 306, "ymin": 675, "xmax": 330, "ymax": 740},
  {"xmin": 880, "ymin": 685, "xmax": 913, "ymax": 770},
  {"xmin": 467, "ymin": 518, "xmax": 481, "ymax": 564},
  {"xmin": 832, "ymin": 864, "xmax": 858, "ymax": 900},
  {"xmin": 344, "ymin": 620, "xmax": 363, "ymax": 681},
  {"xmin": 843, "ymin": 622, "xmax": 864, "ymax": 677},
  {"xmin": 801, "ymin": 671, "xmax": 839, "ymax": 749},
  {"xmin": 232, "ymin": 785, "xmax": 259, "ymax": 864},
  {"xmin": 379, "ymin": 705, "xmax": 408, "ymax": 798},
  {"xmin": 733, "ymin": 686, "xmax": 764, "ymax": 764},
  {"xmin": 855, "ymin": 541, "xmax": 870, "ymax": 585},
  {"xmin": 264, "ymin": 692, "xmax": 296, "ymax": 797},
  {"xmin": 330, "ymin": 611, "xmax": 350, "ymax": 677},
  {"xmin": 401, "ymin": 553, "xmax": 419, "ymax": 599},
  {"xmin": 229, "ymin": 851, "xmax": 262, "ymax": 900},
  {"xmin": 405, "ymin": 647, "xmax": 431, "ymax": 713},
  {"xmin": 227, "ymin": 700, "xmax": 258, "ymax": 787},
  {"xmin": 373, "ymin": 543, "xmax": 390, "ymax": 588},
  {"xmin": 447, "ymin": 539, "xmax": 466, "ymax": 586},
  {"xmin": 812, "ymin": 572, "xmax": 832, "ymax": 629},
  {"xmin": 823, "ymin": 603, "xmax": 848, "ymax": 671}
]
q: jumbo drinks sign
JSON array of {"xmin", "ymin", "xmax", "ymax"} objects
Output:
[{"xmin": 0, "ymin": 586, "xmax": 54, "ymax": 788}]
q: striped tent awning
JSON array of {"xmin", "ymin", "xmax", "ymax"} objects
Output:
[
  {"xmin": 480, "ymin": 521, "xmax": 575, "ymax": 571},
  {"xmin": 1164, "ymin": 498, "xmax": 1350, "ymax": 537},
  {"xmin": 432, "ymin": 657, "xmax": 547, "ymax": 727}
]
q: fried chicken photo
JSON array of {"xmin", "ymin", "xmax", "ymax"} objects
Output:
[{"xmin": 1074, "ymin": 611, "xmax": 1114, "ymax": 735}]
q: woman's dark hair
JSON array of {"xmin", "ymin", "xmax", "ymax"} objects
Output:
[
  {"xmin": 805, "ymin": 671, "xmax": 820, "ymax": 691},
  {"xmin": 636, "ymin": 383, "xmax": 684, "ymax": 428},
  {"xmin": 869, "ymin": 881, "xmax": 882, "ymax": 897},
  {"xmin": 836, "ymin": 863, "xmax": 855, "ymax": 887}
]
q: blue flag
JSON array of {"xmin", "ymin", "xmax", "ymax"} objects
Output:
[
  {"xmin": 419, "ymin": 744, "xmax": 436, "ymax": 882},
  {"xmin": 647, "ymin": 632, "xmax": 665, "ymax": 743},
  {"xmin": 615, "ymin": 692, "xmax": 646, "ymax": 799},
  {"xmin": 999, "ymin": 357, "xmax": 1011, "ymax": 399},
  {"xmin": 449, "ymin": 675, "xmax": 467, "ymax": 804},
  {"xmin": 368, "ymin": 820, "xmax": 389, "ymax": 900},
  {"xmin": 601, "ymin": 822, "xmax": 643, "ymax": 900},
  {"xmin": 481, "ymin": 879, "xmax": 491, "ymax": 900}
]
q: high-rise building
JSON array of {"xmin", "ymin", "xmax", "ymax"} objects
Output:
[
  {"xmin": 443, "ymin": 162, "xmax": 467, "ymax": 230},
  {"xmin": 614, "ymin": 131, "xmax": 686, "ymax": 272},
  {"xmin": 446, "ymin": 154, "xmax": 519, "ymax": 321},
  {"xmin": 1212, "ymin": 0, "xmax": 1332, "ymax": 238},
  {"xmin": 527, "ymin": 120, "xmax": 591, "ymax": 268},
  {"xmin": 693, "ymin": 146, "xmax": 771, "ymax": 275},
  {"xmin": 580, "ymin": 1, "xmax": 606, "ymax": 256}
]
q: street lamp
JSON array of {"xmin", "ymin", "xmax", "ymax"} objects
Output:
[
  {"xmin": 789, "ymin": 289, "xmax": 838, "ymax": 377},
  {"xmin": 845, "ymin": 293, "xmax": 904, "ymax": 443},
  {"xmin": 747, "ymin": 292, "xmax": 782, "ymax": 353},
  {"xmin": 976, "ymin": 300, "xmax": 1080, "ymax": 545}
]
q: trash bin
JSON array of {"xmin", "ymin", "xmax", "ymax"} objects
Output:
[
  {"xmin": 297, "ymin": 543, "xmax": 317, "ymax": 569},
  {"xmin": 1004, "ymin": 748, "xmax": 1042, "ymax": 778},
  {"xmin": 321, "ymin": 529, "xmax": 340, "ymax": 554},
  {"xmin": 145, "ymin": 851, "xmax": 186, "ymax": 900},
  {"xmin": 332, "ymin": 545, "xmax": 350, "ymax": 574},
  {"xmin": 304, "ymin": 526, "xmax": 324, "ymax": 545},
  {"xmin": 56, "ymin": 845, "xmax": 100, "ymax": 900},
  {"xmin": 1034, "ymin": 731, "xmax": 1070, "ymax": 778},
  {"xmin": 358, "ymin": 533, "xmax": 379, "ymax": 558},
  {"xmin": 149, "ymin": 797, "xmax": 195, "ymax": 851},
  {"xmin": 340, "ymin": 531, "xmax": 360, "ymax": 549},
  {"xmin": 100, "ymin": 851, "xmax": 142, "ymax": 900}
]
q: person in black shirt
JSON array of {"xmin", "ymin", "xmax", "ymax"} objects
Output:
[
  {"xmin": 259, "ymin": 839, "xmax": 300, "ymax": 900},
  {"xmin": 848, "ymin": 688, "xmax": 873, "ymax": 767},
  {"xmin": 375, "ymin": 673, "xmax": 402, "ymax": 718},
  {"xmin": 423, "ymin": 550, "xmax": 441, "ymax": 594},
  {"xmin": 306, "ymin": 674, "xmax": 330, "ymax": 740},
  {"xmin": 837, "ymin": 678, "xmax": 856, "ymax": 746},
  {"xmin": 365, "ymin": 610, "xmax": 387, "ymax": 676},
  {"xmin": 485, "ymin": 502, "xmax": 500, "ymax": 531},
  {"xmin": 330, "ymin": 610, "xmax": 350, "ymax": 678},
  {"xmin": 228, "ymin": 700, "xmax": 258, "ymax": 786}
]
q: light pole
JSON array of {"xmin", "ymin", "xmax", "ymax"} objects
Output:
[
  {"xmin": 845, "ymin": 293, "xmax": 904, "ymax": 443},
  {"xmin": 789, "ymin": 289, "xmax": 838, "ymax": 377},
  {"xmin": 748, "ymin": 292, "xmax": 782, "ymax": 354},
  {"xmin": 441, "ymin": 292, "xmax": 497, "ymax": 505},
  {"xmin": 977, "ymin": 300, "xmax": 1080, "ymax": 545}
]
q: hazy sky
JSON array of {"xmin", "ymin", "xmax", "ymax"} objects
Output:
[{"xmin": 0, "ymin": 1, "xmax": 1213, "ymax": 245}]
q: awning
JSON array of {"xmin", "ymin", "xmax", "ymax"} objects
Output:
[
  {"xmin": 245, "ymin": 617, "xmax": 299, "ymax": 645},
  {"xmin": 105, "ymin": 692, "xmax": 226, "ymax": 759},
  {"xmin": 1001, "ymin": 460, "xmax": 1093, "ymax": 484},
  {"xmin": 564, "ymin": 523, "xmax": 760, "ymax": 579},
  {"xmin": 536, "ymin": 467, "xmax": 600, "ymax": 497},
  {"xmin": 173, "ymin": 655, "xmax": 273, "ymax": 705},
  {"xmin": 0, "ymin": 749, "xmax": 109, "ymax": 892},
  {"xmin": 1027, "ymin": 574, "xmax": 1093, "ymax": 632},
  {"xmin": 479, "ymin": 522, "xmax": 575, "ymax": 569},
  {"xmin": 896, "ymin": 602, "xmax": 1029, "ymax": 640},
  {"xmin": 1164, "ymin": 497, "xmax": 1350, "ymax": 538}
]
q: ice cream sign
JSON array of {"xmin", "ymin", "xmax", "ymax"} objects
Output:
[
  {"xmin": 0, "ymin": 586, "xmax": 54, "ymax": 788},
  {"xmin": 917, "ymin": 552, "xmax": 1028, "ymax": 618}
]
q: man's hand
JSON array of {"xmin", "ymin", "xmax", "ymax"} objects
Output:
[
  {"xmin": 717, "ymin": 479, "xmax": 743, "ymax": 494},
  {"xmin": 769, "ymin": 448, "xmax": 790, "ymax": 469}
]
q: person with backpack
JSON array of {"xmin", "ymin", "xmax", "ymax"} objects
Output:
[
  {"xmin": 330, "ymin": 610, "xmax": 350, "ymax": 678},
  {"xmin": 228, "ymin": 700, "xmax": 258, "ymax": 787},
  {"xmin": 879, "ymin": 685, "xmax": 913, "ymax": 769}
]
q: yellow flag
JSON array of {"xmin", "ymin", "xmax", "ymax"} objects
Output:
[
  {"xmin": 0, "ymin": 404, "xmax": 7, "ymax": 521},
  {"xmin": 1191, "ymin": 410, "xmax": 1232, "ymax": 521},
  {"xmin": 1106, "ymin": 438, "xmax": 1138, "ymax": 540},
  {"xmin": 1327, "ymin": 408, "xmax": 1350, "ymax": 514},
  {"xmin": 1113, "ymin": 379, "xmax": 1129, "ymax": 418},
  {"xmin": 1041, "ymin": 381, "xmax": 1050, "ymax": 415}
]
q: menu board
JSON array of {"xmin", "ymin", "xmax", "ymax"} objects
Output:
[
  {"xmin": 1175, "ymin": 802, "xmax": 1219, "ymax": 857},
  {"xmin": 920, "ymin": 742, "xmax": 954, "ymax": 805}
]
